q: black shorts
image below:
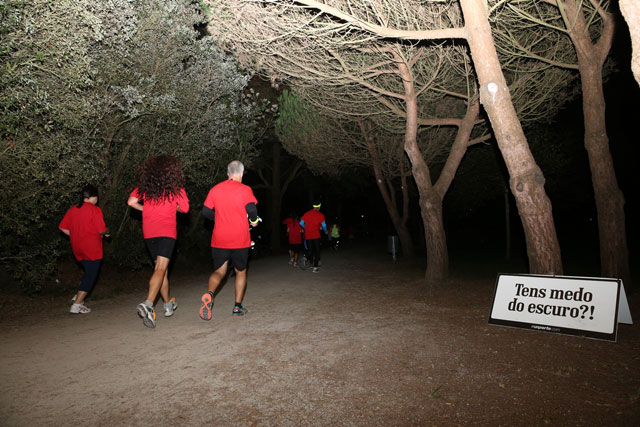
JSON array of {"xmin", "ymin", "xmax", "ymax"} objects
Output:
[
  {"xmin": 145, "ymin": 237, "xmax": 176, "ymax": 260},
  {"xmin": 211, "ymin": 247, "xmax": 250, "ymax": 271},
  {"xmin": 289, "ymin": 243, "xmax": 303, "ymax": 253}
]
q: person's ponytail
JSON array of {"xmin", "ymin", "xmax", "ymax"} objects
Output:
[{"xmin": 77, "ymin": 184, "xmax": 99, "ymax": 208}]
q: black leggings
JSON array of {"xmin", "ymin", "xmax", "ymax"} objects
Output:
[
  {"xmin": 307, "ymin": 238, "xmax": 321, "ymax": 267},
  {"xmin": 79, "ymin": 259, "xmax": 102, "ymax": 293}
]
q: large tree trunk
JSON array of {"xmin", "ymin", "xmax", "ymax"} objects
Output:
[
  {"xmin": 395, "ymin": 56, "xmax": 448, "ymax": 281},
  {"xmin": 394, "ymin": 55, "xmax": 485, "ymax": 280},
  {"xmin": 564, "ymin": 1, "xmax": 631, "ymax": 284},
  {"xmin": 422, "ymin": 192, "xmax": 448, "ymax": 282},
  {"xmin": 460, "ymin": 0, "xmax": 562, "ymax": 274},
  {"xmin": 580, "ymin": 66, "xmax": 629, "ymax": 283},
  {"xmin": 427, "ymin": 100, "xmax": 481, "ymax": 279},
  {"xmin": 620, "ymin": 0, "xmax": 640, "ymax": 87}
]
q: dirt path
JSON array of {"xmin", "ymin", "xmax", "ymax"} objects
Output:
[{"xmin": 1, "ymin": 244, "xmax": 639, "ymax": 426}]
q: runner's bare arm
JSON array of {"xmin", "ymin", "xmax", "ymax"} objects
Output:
[{"xmin": 127, "ymin": 196, "xmax": 143, "ymax": 212}]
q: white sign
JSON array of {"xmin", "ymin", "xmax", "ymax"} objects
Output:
[{"xmin": 489, "ymin": 274, "xmax": 632, "ymax": 341}]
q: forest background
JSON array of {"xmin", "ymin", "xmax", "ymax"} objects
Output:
[{"xmin": 0, "ymin": 0, "xmax": 638, "ymax": 294}]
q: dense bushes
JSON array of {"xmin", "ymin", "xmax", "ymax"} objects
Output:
[{"xmin": 0, "ymin": 0, "xmax": 272, "ymax": 292}]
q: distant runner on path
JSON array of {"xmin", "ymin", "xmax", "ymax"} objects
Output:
[
  {"xmin": 282, "ymin": 215, "xmax": 294, "ymax": 265},
  {"xmin": 200, "ymin": 160, "xmax": 259, "ymax": 320},
  {"xmin": 330, "ymin": 221, "xmax": 341, "ymax": 251},
  {"xmin": 300, "ymin": 201, "xmax": 327, "ymax": 273},
  {"xmin": 127, "ymin": 155, "xmax": 189, "ymax": 328},
  {"xmin": 286, "ymin": 214, "xmax": 304, "ymax": 267}
]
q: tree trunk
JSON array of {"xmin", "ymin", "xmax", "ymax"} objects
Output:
[
  {"xmin": 393, "ymin": 54, "xmax": 483, "ymax": 280},
  {"xmin": 427, "ymin": 99, "xmax": 481, "ymax": 279},
  {"xmin": 269, "ymin": 143, "xmax": 283, "ymax": 252},
  {"xmin": 564, "ymin": 0, "xmax": 631, "ymax": 284},
  {"xmin": 580, "ymin": 66, "xmax": 629, "ymax": 283},
  {"xmin": 258, "ymin": 144, "xmax": 302, "ymax": 253},
  {"xmin": 460, "ymin": 0, "xmax": 562, "ymax": 274},
  {"xmin": 375, "ymin": 174, "xmax": 415, "ymax": 257},
  {"xmin": 504, "ymin": 187, "xmax": 511, "ymax": 261},
  {"xmin": 423, "ymin": 192, "xmax": 448, "ymax": 282},
  {"xmin": 620, "ymin": 0, "xmax": 640, "ymax": 87},
  {"xmin": 397, "ymin": 167, "xmax": 414, "ymax": 257},
  {"xmin": 360, "ymin": 121, "xmax": 415, "ymax": 257},
  {"xmin": 395, "ymin": 54, "xmax": 448, "ymax": 281}
]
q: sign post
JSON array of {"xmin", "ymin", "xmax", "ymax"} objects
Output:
[{"xmin": 489, "ymin": 274, "xmax": 632, "ymax": 342}]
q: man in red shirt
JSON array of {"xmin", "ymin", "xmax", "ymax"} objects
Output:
[
  {"xmin": 200, "ymin": 160, "xmax": 259, "ymax": 319},
  {"xmin": 300, "ymin": 201, "xmax": 327, "ymax": 273}
]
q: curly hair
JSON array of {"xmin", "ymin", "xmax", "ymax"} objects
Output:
[{"xmin": 134, "ymin": 155, "xmax": 185, "ymax": 201}]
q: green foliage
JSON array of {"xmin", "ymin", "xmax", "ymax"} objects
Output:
[
  {"xmin": 275, "ymin": 89, "xmax": 321, "ymax": 166},
  {"xmin": 276, "ymin": 89, "xmax": 371, "ymax": 176},
  {"xmin": 0, "ymin": 0, "xmax": 269, "ymax": 291}
]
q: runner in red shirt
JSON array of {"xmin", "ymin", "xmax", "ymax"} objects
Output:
[
  {"xmin": 59, "ymin": 185, "xmax": 109, "ymax": 314},
  {"xmin": 300, "ymin": 201, "xmax": 327, "ymax": 272},
  {"xmin": 200, "ymin": 160, "xmax": 259, "ymax": 320},
  {"xmin": 282, "ymin": 216, "xmax": 294, "ymax": 264},
  {"xmin": 286, "ymin": 215, "xmax": 304, "ymax": 267},
  {"xmin": 127, "ymin": 155, "xmax": 189, "ymax": 328}
]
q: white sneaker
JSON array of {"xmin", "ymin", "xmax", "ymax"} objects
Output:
[
  {"xmin": 137, "ymin": 303, "xmax": 156, "ymax": 328},
  {"xmin": 164, "ymin": 298, "xmax": 177, "ymax": 317},
  {"xmin": 312, "ymin": 267, "xmax": 319, "ymax": 273},
  {"xmin": 70, "ymin": 303, "xmax": 91, "ymax": 314}
]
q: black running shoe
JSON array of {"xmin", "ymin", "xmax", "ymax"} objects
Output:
[{"xmin": 232, "ymin": 306, "xmax": 248, "ymax": 316}]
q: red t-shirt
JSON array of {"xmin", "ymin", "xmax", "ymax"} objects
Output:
[
  {"xmin": 130, "ymin": 188, "xmax": 189, "ymax": 239},
  {"xmin": 204, "ymin": 180, "xmax": 258, "ymax": 249},
  {"xmin": 301, "ymin": 209, "xmax": 326, "ymax": 240},
  {"xmin": 59, "ymin": 203, "xmax": 107, "ymax": 261},
  {"xmin": 287, "ymin": 220, "xmax": 303, "ymax": 244}
]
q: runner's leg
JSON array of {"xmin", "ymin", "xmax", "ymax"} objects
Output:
[
  {"xmin": 310, "ymin": 239, "xmax": 321, "ymax": 267},
  {"xmin": 75, "ymin": 291, "xmax": 88, "ymax": 305},
  {"xmin": 234, "ymin": 268, "xmax": 247, "ymax": 303},
  {"xmin": 76, "ymin": 260, "xmax": 101, "ymax": 305},
  {"xmin": 147, "ymin": 256, "xmax": 170, "ymax": 303},
  {"xmin": 207, "ymin": 261, "xmax": 228, "ymax": 293},
  {"xmin": 159, "ymin": 269, "xmax": 170, "ymax": 303}
]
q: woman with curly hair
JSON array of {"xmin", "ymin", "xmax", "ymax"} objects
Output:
[{"xmin": 127, "ymin": 155, "xmax": 189, "ymax": 328}]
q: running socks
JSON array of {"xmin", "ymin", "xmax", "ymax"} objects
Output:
[{"xmin": 234, "ymin": 302, "xmax": 243, "ymax": 309}]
